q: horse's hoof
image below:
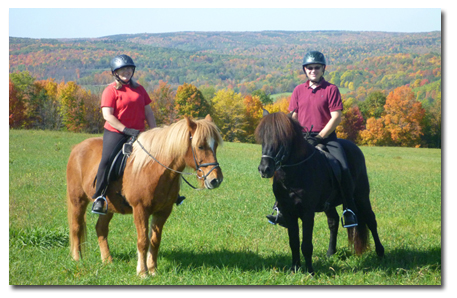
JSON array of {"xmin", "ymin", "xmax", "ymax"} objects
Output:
[
  {"xmin": 326, "ymin": 249, "xmax": 337, "ymax": 257},
  {"xmin": 376, "ymin": 246, "xmax": 385, "ymax": 257}
]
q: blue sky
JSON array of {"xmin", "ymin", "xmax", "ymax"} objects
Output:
[{"xmin": 9, "ymin": 7, "xmax": 441, "ymax": 39}]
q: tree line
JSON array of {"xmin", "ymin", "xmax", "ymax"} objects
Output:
[{"xmin": 9, "ymin": 71, "xmax": 440, "ymax": 148}]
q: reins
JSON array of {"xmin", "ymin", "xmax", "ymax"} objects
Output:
[{"xmin": 135, "ymin": 133, "xmax": 220, "ymax": 190}]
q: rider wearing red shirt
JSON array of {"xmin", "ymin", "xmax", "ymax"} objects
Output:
[{"xmin": 92, "ymin": 54, "xmax": 156, "ymax": 214}]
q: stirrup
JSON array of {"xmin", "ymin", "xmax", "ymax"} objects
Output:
[
  {"xmin": 267, "ymin": 206, "xmax": 280, "ymax": 225},
  {"xmin": 91, "ymin": 196, "xmax": 108, "ymax": 215},
  {"xmin": 176, "ymin": 195, "xmax": 186, "ymax": 206},
  {"xmin": 341, "ymin": 209, "xmax": 358, "ymax": 228}
]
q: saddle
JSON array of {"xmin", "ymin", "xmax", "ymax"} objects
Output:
[{"xmin": 315, "ymin": 143, "xmax": 342, "ymax": 187}]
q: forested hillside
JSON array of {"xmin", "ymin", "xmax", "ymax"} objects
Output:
[
  {"xmin": 9, "ymin": 31, "xmax": 441, "ymax": 148},
  {"xmin": 9, "ymin": 31, "xmax": 440, "ymax": 94}
]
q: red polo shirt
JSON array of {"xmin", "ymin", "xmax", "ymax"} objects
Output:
[
  {"xmin": 288, "ymin": 79, "xmax": 343, "ymax": 132},
  {"xmin": 101, "ymin": 82, "xmax": 152, "ymax": 133}
]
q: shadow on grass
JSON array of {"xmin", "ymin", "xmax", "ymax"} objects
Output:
[{"xmin": 110, "ymin": 245, "xmax": 441, "ymax": 275}]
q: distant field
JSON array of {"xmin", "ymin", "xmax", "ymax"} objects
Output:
[
  {"xmin": 9, "ymin": 129, "xmax": 441, "ymax": 285},
  {"xmin": 271, "ymin": 93, "xmax": 292, "ymax": 101}
]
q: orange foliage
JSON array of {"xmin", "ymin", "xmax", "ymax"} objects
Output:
[
  {"xmin": 9, "ymin": 80, "xmax": 27, "ymax": 128},
  {"xmin": 360, "ymin": 86, "xmax": 425, "ymax": 147}
]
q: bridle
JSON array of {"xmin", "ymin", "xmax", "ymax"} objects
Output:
[
  {"xmin": 136, "ymin": 133, "xmax": 220, "ymax": 190},
  {"xmin": 261, "ymin": 146, "xmax": 289, "ymax": 171},
  {"xmin": 261, "ymin": 142, "xmax": 315, "ymax": 171},
  {"xmin": 189, "ymin": 134, "xmax": 220, "ymax": 181}
]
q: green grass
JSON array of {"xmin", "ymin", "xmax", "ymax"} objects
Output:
[{"xmin": 9, "ymin": 130, "xmax": 441, "ymax": 285}]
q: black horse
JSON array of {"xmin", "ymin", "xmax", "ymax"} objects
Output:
[{"xmin": 255, "ymin": 110, "xmax": 384, "ymax": 275}]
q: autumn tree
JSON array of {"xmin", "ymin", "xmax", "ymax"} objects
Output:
[
  {"xmin": 243, "ymin": 94, "xmax": 263, "ymax": 143},
  {"xmin": 57, "ymin": 81, "xmax": 87, "ymax": 132},
  {"xmin": 149, "ymin": 80, "xmax": 176, "ymax": 125},
  {"xmin": 9, "ymin": 71, "xmax": 37, "ymax": 128},
  {"xmin": 32, "ymin": 79, "xmax": 62, "ymax": 130},
  {"xmin": 336, "ymin": 106, "xmax": 365, "ymax": 142},
  {"xmin": 252, "ymin": 89, "xmax": 273, "ymax": 105},
  {"xmin": 421, "ymin": 92, "xmax": 441, "ymax": 148},
  {"xmin": 383, "ymin": 86, "xmax": 425, "ymax": 147},
  {"xmin": 358, "ymin": 91, "xmax": 386, "ymax": 122},
  {"xmin": 9, "ymin": 80, "xmax": 27, "ymax": 128},
  {"xmin": 174, "ymin": 83, "xmax": 210, "ymax": 119},
  {"xmin": 211, "ymin": 89, "xmax": 248, "ymax": 142},
  {"xmin": 264, "ymin": 96, "xmax": 290, "ymax": 114},
  {"xmin": 359, "ymin": 117, "xmax": 390, "ymax": 146},
  {"xmin": 360, "ymin": 86, "xmax": 425, "ymax": 147}
]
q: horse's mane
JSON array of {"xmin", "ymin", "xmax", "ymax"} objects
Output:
[
  {"xmin": 130, "ymin": 118, "xmax": 223, "ymax": 174},
  {"xmin": 255, "ymin": 112, "xmax": 302, "ymax": 150}
]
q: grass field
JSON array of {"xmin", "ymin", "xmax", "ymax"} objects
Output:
[{"xmin": 9, "ymin": 129, "xmax": 441, "ymax": 285}]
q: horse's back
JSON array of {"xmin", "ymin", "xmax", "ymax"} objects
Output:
[{"xmin": 67, "ymin": 137, "xmax": 103, "ymax": 196}]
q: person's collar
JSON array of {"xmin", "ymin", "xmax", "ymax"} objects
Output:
[{"xmin": 307, "ymin": 77, "xmax": 326, "ymax": 88}]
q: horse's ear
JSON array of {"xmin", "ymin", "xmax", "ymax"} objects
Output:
[
  {"xmin": 288, "ymin": 109, "xmax": 295, "ymax": 117},
  {"xmin": 262, "ymin": 109, "xmax": 270, "ymax": 117},
  {"xmin": 185, "ymin": 116, "xmax": 197, "ymax": 132},
  {"xmin": 205, "ymin": 114, "xmax": 213, "ymax": 122}
]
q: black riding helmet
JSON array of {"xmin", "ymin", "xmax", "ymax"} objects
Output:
[
  {"xmin": 302, "ymin": 51, "xmax": 326, "ymax": 68},
  {"xmin": 110, "ymin": 54, "xmax": 136, "ymax": 84}
]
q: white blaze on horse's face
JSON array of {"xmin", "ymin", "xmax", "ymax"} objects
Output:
[{"xmin": 208, "ymin": 136, "xmax": 216, "ymax": 154}]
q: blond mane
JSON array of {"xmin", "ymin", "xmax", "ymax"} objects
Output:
[{"xmin": 130, "ymin": 118, "xmax": 223, "ymax": 174}]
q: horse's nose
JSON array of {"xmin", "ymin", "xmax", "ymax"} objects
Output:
[
  {"xmin": 206, "ymin": 178, "xmax": 221, "ymax": 189},
  {"xmin": 258, "ymin": 165, "xmax": 271, "ymax": 178},
  {"xmin": 210, "ymin": 178, "xmax": 220, "ymax": 188}
]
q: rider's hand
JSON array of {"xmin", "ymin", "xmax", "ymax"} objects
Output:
[
  {"xmin": 307, "ymin": 135, "xmax": 324, "ymax": 147},
  {"xmin": 123, "ymin": 127, "xmax": 140, "ymax": 137}
]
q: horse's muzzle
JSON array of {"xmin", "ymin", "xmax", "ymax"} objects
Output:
[
  {"xmin": 204, "ymin": 177, "xmax": 223, "ymax": 189},
  {"xmin": 258, "ymin": 160, "xmax": 275, "ymax": 179}
]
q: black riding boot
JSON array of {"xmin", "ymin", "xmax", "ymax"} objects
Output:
[
  {"xmin": 266, "ymin": 202, "xmax": 288, "ymax": 228},
  {"xmin": 340, "ymin": 170, "xmax": 358, "ymax": 228},
  {"xmin": 92, "ymin": 196, "xmax": 108, "ymax": 215}
]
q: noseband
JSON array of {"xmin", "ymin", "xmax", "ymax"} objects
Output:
[{"xmin": 262, "ymin": 146, "xmax": 289, "ymax": 171}]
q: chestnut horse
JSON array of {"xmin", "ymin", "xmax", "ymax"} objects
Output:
[
  {"xmin": 255, "ymin": 110, "xmax": 384, "ymax": 275},
  {"xmin": 67, "ymin": 115, "xmax": 223, "ymax": 276}
]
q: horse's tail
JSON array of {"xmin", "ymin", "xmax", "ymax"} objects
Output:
[{"xmin": 347, "ymin": 223, "xmax": 369, "ymax": 255}]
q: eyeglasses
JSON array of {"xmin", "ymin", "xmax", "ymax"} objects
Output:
[{"xmin": 305, "ymin": 66, "xmax": 322, "ymax": 71}]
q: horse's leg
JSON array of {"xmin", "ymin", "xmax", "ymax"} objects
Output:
[
  {"xmin": 133, "ymin": 205, "xmax": 150, "ymax": 277},
  {"xmin": 67, "ymin": 191, "xmax": 89, "ymax": 261},
  {"xmin": 301, "ymin": 210, "xmax": 315, "ymax": 275},
  {"xmin": 324, "ymin": 207, "xmax": 339, "ymax": 257},
  {"xmin": 285, "ymin": 213, "xmax": 301, "ymax": 272},
  {"xmin": 147, "ymin": 207, "xmax": 173, "ymax": 275},
  {"xmin": 95, "ymin": 212, "xmax": 114, "ymax": 262}
]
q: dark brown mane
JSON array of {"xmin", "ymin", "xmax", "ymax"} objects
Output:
[{"xmin": 255, "ymin": 112, "xmax": 301, "ymax": 150}]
